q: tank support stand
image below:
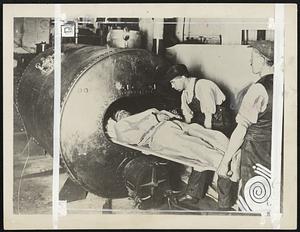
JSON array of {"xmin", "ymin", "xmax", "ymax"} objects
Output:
[{"xmin": 59, "ymin": 177, "xmax": 88, "ymax": 202}]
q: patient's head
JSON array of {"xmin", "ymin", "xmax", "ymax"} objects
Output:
[{"xmin": 113, "ymin": 110, "xmax": 132, "ymax": 122}]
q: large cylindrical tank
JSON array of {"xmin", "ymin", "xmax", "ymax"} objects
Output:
[{"xmin": 16, "ymin": 44, "xmax": 179, "ymax": 198}]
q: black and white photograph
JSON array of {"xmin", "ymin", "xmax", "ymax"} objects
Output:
[{"xmin": 3, "ymin": 3, "xmax": 297, "ymax": 230}]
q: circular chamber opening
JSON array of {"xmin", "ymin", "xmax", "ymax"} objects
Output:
[{"xmin": 102, "ymin": 94, "xmax": 175, "ymax": 141}]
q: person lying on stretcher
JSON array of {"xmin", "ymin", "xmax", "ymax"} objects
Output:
[{"xmin": 108, "ymin": 108, "xmax": 240, "ymax": 183}]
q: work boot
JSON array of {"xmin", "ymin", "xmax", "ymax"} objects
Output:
[{"xmin": 177, "ymin": 194, "xmax": 199, "ymax": 204}]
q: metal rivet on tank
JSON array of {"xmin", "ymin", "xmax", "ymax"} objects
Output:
[{"xmin": 115, "ymin": 82, "xmax": 122, "ymax": 90}]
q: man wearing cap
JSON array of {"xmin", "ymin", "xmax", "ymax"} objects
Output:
[
  {"xmin": 165, "ymin": 64, "xmax": 235, "ymax": 208},
  {"xmin": 217, "ymin": 40, "xmax": 274, "ymax": 209},
  {"xmin": 167, "ymin": 64, "xmax": 233, "ymax": 133}
]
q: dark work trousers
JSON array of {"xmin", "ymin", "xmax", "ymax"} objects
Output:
[
  {"xmin": 186, "ymin": 170, "xmax": 238, "ymax": 208},
  {"xmin": 217, "ymin": 136, "xmax": 271, "ymax": 208},
  {"xmin": 185, "ymin": 170, "xmax": 214, "ymax": 200},
  {"xmin": 187, "ymin": 99, "xmax": 237, "ymax": 204},
  {"xmin": 239, "ymin": 139, "xmax": 271, "ymax": 198},
  {"xmin": 217, "ymin": 177, "xmax": 239, "ymax": 208},
  {"xmin": 185, "ymin": 115, "xmax": 236, "ymax": 205}
]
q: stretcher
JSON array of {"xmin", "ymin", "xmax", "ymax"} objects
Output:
[
  {"xmin": 111, "ymin": 138, "xmax": 211, "ymax": 172},
  {"xmin": 106, "ymin": 116, "xmax": 240, "ymax": 182}
]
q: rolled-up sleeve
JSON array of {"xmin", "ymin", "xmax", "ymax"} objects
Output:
[
  {"xmin": 195, "ymin": 79, "xmax": 226, "ymax": 115},
  {"xmin": 181, "ymin": 91, "xmax": 193, "ymax": 122},
  {"xmin": 236, "ymin": 83, "xmax": 268, "ymax": 126}
]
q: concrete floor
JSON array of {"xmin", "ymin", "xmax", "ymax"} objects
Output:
[
  {"xmin": 13, "ymin": 130, "xmax": 122, "ymax": 214},
  {"xmin": 14, "ymin": 133, "xmax": 54, "ymax": 214},
  {"xmin": 13, "ymin": 122, "xmax": 116, "ymax": 214}
]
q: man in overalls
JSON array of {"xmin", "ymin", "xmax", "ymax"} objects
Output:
[
  {"xmin": 217, "ymin": 40, "xmax": 274, "ymax": 210},
  {"xmin": 166, "ymin": 64, "xmax": 235, "ymax": 209}
]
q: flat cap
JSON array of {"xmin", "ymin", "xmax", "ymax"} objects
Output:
[
  {"xmin": 164, "ymin": 64, "xmax": 189, "ymax": 82},
  {"xmin": 248, "ymin": 40, "xmax": 274, "ymax": 61}
]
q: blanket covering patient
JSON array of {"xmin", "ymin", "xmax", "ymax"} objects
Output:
[{"xmin": 109, "ymin": 108, "xmax": 240, "ymax": 182}]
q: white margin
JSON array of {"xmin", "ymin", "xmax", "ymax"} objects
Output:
[
  {"xmin": 271, "ymin": 4, "xmax": 284, "ymax": 229},
  {"xmin": 53, "ymin": 4, "xmax": 62, "ymax": 229}
]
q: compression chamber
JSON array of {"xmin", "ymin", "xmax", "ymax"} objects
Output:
[{"xmin": 16, "ymin": 44, "xmax": 180, "ymax": 198}]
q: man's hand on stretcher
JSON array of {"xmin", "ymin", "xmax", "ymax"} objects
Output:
[{"xmin": 157, "ymin": 110, "xmax": 182, "ymax": 121}]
